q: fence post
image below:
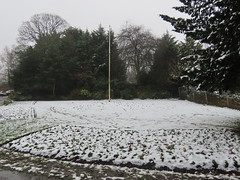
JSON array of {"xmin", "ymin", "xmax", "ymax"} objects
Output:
[
  {"xmin": 226, "ymin": 96, "xmax": 230, "ymax": 107},
  {"xmin": 178, "ymin": 87, "xmax": 181, "ymax": 99},
  {"xmin": 205, "ymin": 91, "xmax": 208, "ymax": 104}
]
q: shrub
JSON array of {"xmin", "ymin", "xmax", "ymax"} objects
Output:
[
  {"xmin": 69, "ymin": 89, "xmax": 80, "ymax": 99},
  {"xmin": 92, "ymin": 91, "xmax": 104, "ymax": 100},
  {"xmin": 3, "ymin": 100, "xmax": 12, "ymax": 105},
  {"xmin": 8, "ymin": 91, "xmax": 32, "ymax": 101},
  {"xmin": 137, "ymin": 88, "xmax": 156, "ymax": 99},
  {"xmin": 111, "ymin": 80, "xmax": 126, "ymax": 99},
  {"xmin": 155, "ymin": 91, "xmax": 172, "ymax": 99},
  {"xmin": 137, "ymin": 90, "xmax": 148, "ymax": 99},
  {"xmin": 8, "ymin": 91, "xmax": 19, "ymax": 100},
  {"xmin": 69, "ymin": 89, "xmax": 91, "ymax": 100},
  {"xmin": 80, "ymin": 89, "xmax": 91, "ymax": 98},
  {"xmin": 137, "ymin": 88, "xmax": 172, "ymax": 99},
  {"xmin": 120, "ymin": 88, "xmax": 137, "ymax": 100}
]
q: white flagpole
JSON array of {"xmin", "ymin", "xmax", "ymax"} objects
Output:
[{"xmin": 108, "ymin": 25, "xmax": 111, "ymax": 102}]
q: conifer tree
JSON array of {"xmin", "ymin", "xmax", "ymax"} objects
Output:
[
  {"xmin": 149, "ymin": 33, "xmax": 179, "ymax": 87},
  {"xmin": 11, "ymin": 26, "xmax": 126, "ymax": 99},
  {"xmin": 160, "ymin": 0, "xmax": 240, "ymax": 91}
]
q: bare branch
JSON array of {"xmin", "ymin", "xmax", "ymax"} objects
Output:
[
  {"xmin": 117, "ymin": 23, "xmax": 157, "ymax": 82},
  {"xmin": 18, "ymin": 13, "xmax": 70, "ymax": 46}
]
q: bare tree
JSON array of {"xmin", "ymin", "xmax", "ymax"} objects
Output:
[
  {"xmin": 0, "ymin": 47, "xmax": 19, "ymax": 85},
  {"xmin": 117, "ymin": 23, "xmax": 157, "ymax": 83},
  {"xmin": 18, "ymin": 13, "xmax": 69, "ymax": 46}
]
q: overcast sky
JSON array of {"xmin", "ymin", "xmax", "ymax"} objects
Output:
[{"xmin": 0, "ymin": 0, "xmax": 186, "ymax": 53}]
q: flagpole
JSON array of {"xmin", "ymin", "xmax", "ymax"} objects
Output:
[{"xmin": 108, "ymin": 25, "xmax": 111, "ymax": 102}]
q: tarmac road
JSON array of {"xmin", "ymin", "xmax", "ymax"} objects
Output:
[
  {"xmin": 0, "ymin": 169, "xmax": 59, "ymax": 180},
  {"xmin": 0, "ymin": 169, "xmax": 47, "ymax": 180}
]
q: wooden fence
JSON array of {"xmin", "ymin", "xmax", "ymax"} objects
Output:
[{"xmin": 178, "ymin": 87, "xmax": 240, "ymax": 110}]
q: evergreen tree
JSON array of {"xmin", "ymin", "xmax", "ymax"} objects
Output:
[
  {"xmin": 11, "ymin": 25, "xmax": 126, "ymax": 99},
  {"xmin": 90, "ymin": 26, "xmax": 126, "ymax": 93},
  {"xmin": 160, "ymin": 0, "xmax": 240, "ymax": 91},
  {"xmin": 62, "ymin": 28, "xmax": 94, "ymax": 89},
  {"xmin": 12, "ymin": 33, "xmax": 73, "ymax": 97},
  {"xmin": 177, "ymin": 37, "xmax": 202, "ymax": 86},
  {"xmin": 91, "ymin": 26, "xmax": 109, "ymax": 79},
  {"xmin": 149, "ymin": 33, "xmax": 179, "ymax": 87},
  {"xmin": 12, "ymin": 47, "xmax": 40, "ymax": 95}
]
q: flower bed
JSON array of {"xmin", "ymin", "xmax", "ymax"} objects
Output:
[{"xmin": 4, "ymin": 125, "xmax": 240, "ymax": 173}]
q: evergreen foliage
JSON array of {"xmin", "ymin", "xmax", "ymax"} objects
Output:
[
  {"xmin": 138, "ymin": 33, "xmax": 180, "ymax": 97},
  {"xmin": 10, "ymin": 12, "xmax": 221, "ymax": 100},
  {"xmin": 177, "ymin": 37, "xmax": 202, "ymax": 86},
  {"xmin": 149, "ymin": 33, "xmax": 179, "ymax": 87},
  {"xmin": 160, "ymin": 0, "xmax": 240, "ymax": 92},
  {"xmin": 11, "ymin": 27, "xmax": 126, "ymax": 99}
]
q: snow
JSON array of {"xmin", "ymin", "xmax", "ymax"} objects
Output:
[
  {"xmin": 2, "ymin": 99, "xmax": 239, "ymax": 130},
  {"xmin": 4, "ymin": 125, "xmax": 240, "ymax": 172},
  {"xmin": 0, "ymin": 60, "xmax": 7, "ymax": 83},
  {"xmin": 1, "ymin": 99, "xmax": 240, "ymax": 173}
]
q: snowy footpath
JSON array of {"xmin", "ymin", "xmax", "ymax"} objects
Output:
[{"xmin": 0, "ymin": 99, "xmax": 240, "ymax": 179}]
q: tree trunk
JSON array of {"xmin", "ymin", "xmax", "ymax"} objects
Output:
[{"xmin": 52, "ymin": 82, "xmax": 56, "ymax": 97}]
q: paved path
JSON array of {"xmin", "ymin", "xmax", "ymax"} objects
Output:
[
  {"xmin": 0, "ymin": 169, "xmax": 50, "ymax": 180},
  {"xmin": 0, "ymin": 148, "xmax": 228, "ymax": 180}
]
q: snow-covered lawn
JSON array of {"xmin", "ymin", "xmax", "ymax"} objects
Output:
[
  {"xmin": 1, "ymin": 99, "xmax": 240, "ymax": 174},
  {"xmin": 2, "ymin": 99, "xmax": 239, "ymax": 130}
]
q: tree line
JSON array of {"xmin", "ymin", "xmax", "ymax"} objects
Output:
[
  {"xmin": 11, "ymin": 26, "xmax": 127, "ymax": 99},
  {"xmin": 1, "ymin": 0, "xmax": 239, "ymax": 100},
  {"xmin": 1, "ymin": 14, "xmax": 191, "ymax": 100}
]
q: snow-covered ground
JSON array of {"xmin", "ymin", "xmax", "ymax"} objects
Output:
[
  {"xmin": 2, "ymin": 99, "xmax": 239, "ymax": 129},
  {"xmin": 1, "ymin": 99, "xmax": 240, "ymax": 175}
]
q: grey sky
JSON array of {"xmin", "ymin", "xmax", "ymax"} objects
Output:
[{"xmin": 0, "ymin": 0, "xmax": 185, "ymax": 53}]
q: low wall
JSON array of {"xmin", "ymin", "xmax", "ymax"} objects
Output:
[{"xmin": 179, "ymin": 87, "xmax": 240, "ymax": 110}]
